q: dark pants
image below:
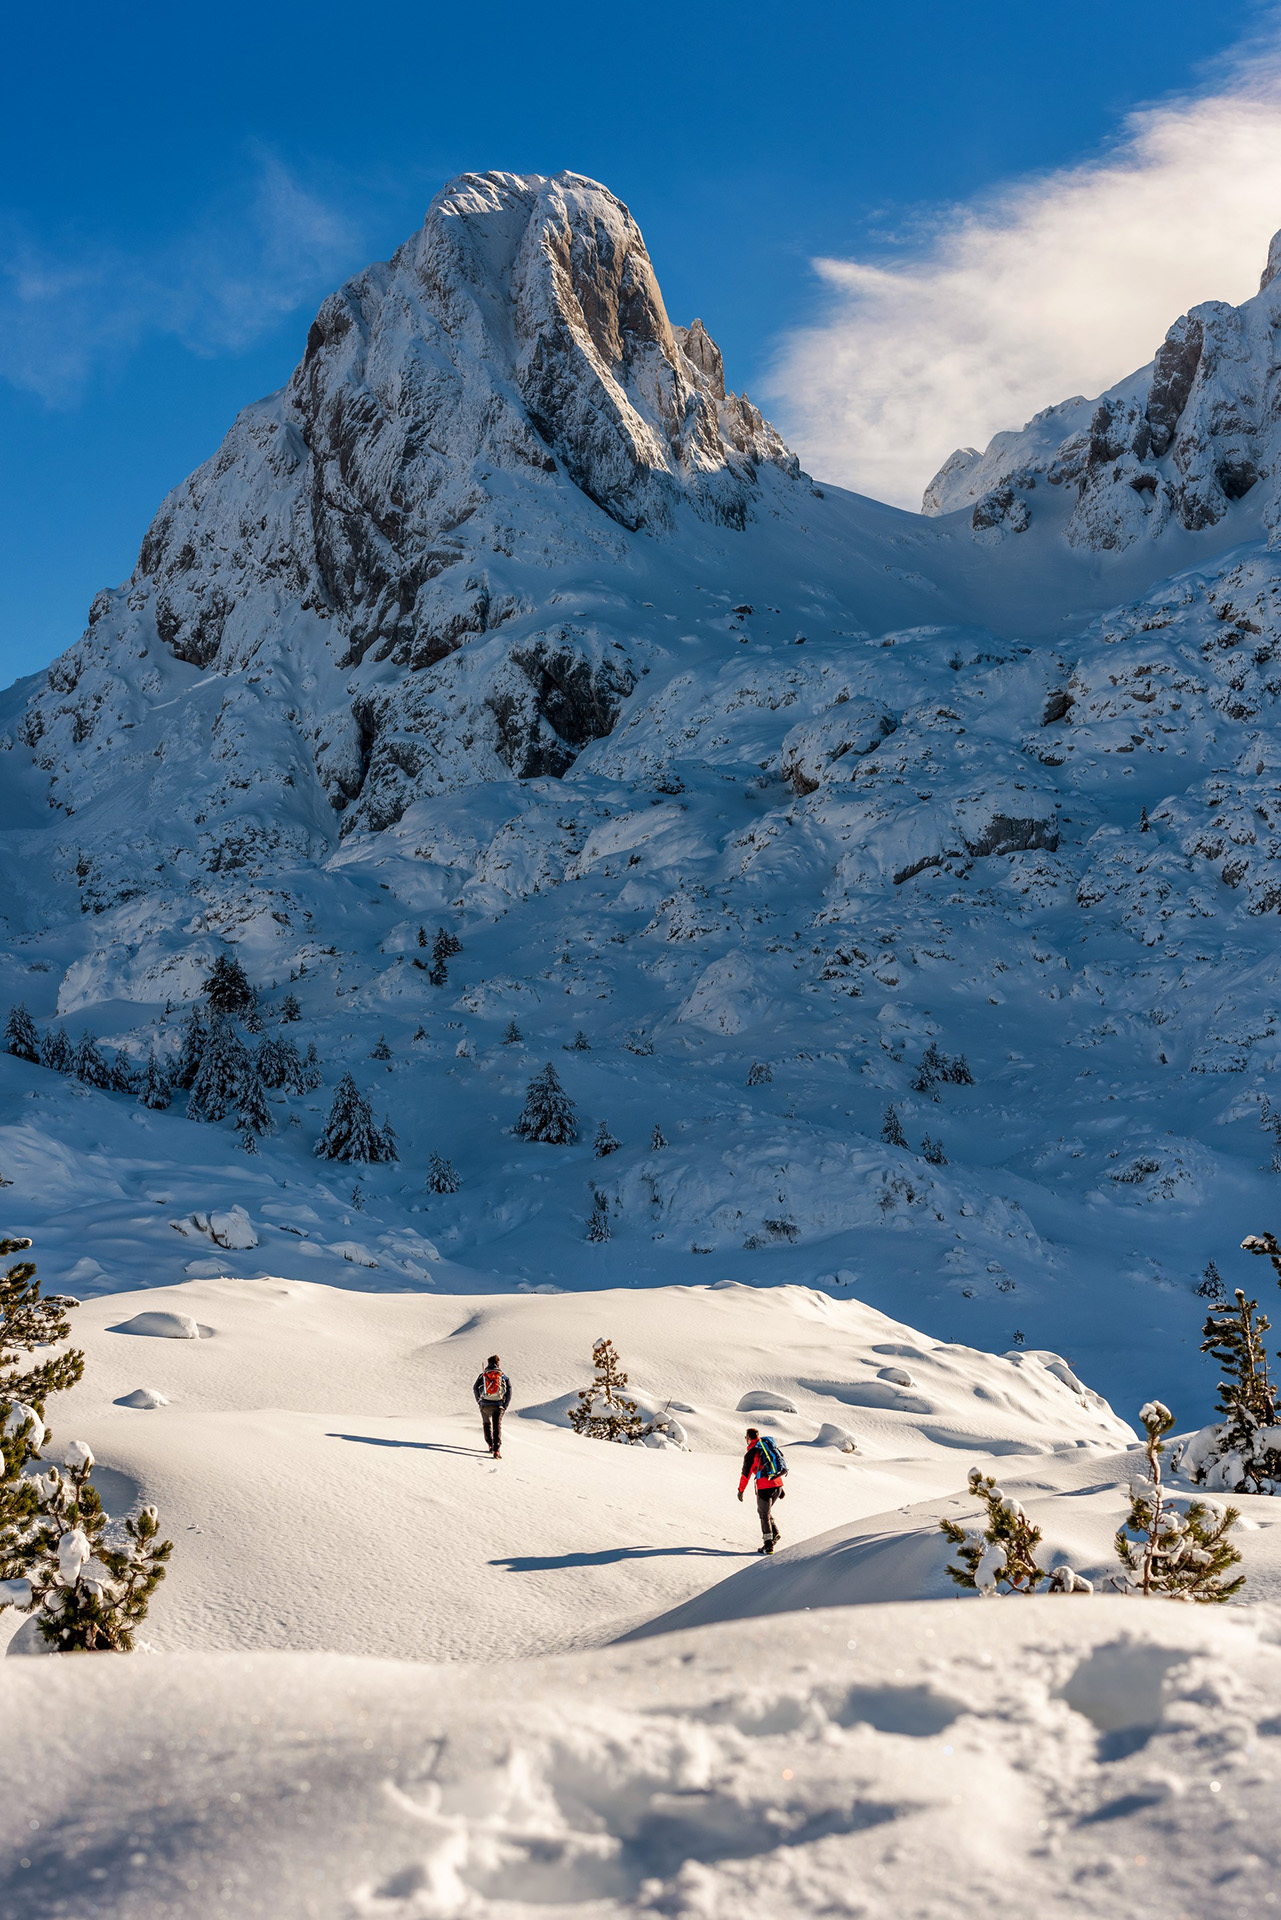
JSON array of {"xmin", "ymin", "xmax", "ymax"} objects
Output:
[
  {"xmin": 756, "ymin": 1486, "xmax": 781, "ymax": 1542},
  {"xmin": 481, "ymin": 1403, "xmax": 504, "ymax": 1452}
]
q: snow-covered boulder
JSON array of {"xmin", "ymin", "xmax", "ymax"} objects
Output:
[
  {"xmin": 170, "ymin": 1206, "xmax": 259, "ymax": 1251},
  {"xmin": 114, "ymin": 1310, "xmax": 202, "ymax": 1340},
  {"xmin": 813, "ymin": 1422, "xmax": 859, "ymax": 1452},
  {"xmin": 737, "ymin": 1390, "xmax": 800, "ymax": 1414},
  {"xmin": 116, "ymin": 1387, "xmax": 170, "ymax": 1410}
]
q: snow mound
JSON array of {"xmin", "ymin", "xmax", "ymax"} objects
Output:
[
  {"xmin": 111, "ymin": 1310, "xmax": 202, "ymax": 1340},
  {"xmin": 736, "ymin": 1390, "xmax": 800, "ymax": 1414},
  {"xmin": 115, "ymin": 1387, "xmax": 169, "ymax": 1410},
  {"xmin": 813, "ymin": 1422, "xmax": 858, "ymax": 1451}
]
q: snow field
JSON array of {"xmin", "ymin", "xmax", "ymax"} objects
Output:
[{"xmin": 4, "ymin": 1600, "xmax": 1280, "ymax": 1918}]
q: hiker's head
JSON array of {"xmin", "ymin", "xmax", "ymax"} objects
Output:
[
  {"xmin": 745, "ymin": 1427, "xmax": 759, "ymax": 1442},
  {"xmin": 486, "ymin": 1354, "xmax": 500, "ymax": 1368}
]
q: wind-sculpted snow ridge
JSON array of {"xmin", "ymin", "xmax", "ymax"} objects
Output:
[{"xmin": 924, "ymin": 226, "xmax": 1281, "ymax": 556}]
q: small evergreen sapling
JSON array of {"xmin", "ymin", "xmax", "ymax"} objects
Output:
[
  {"xmin": 1184, "ymin": 1288, "xmax": 1281, "ymax": 1492},
  {"xmin": 593, "ymin": 1120, "xmax": 620, "ymax": 1158},
  {"xmin": 650, "ymin": 1124, "xmax": 667, "ymax": 1150},
  {"xmin": 1115, "ymin": 1402, "xmax": 1244, "ymax": 1602},
  {"xmin": 921, "ymin": 1135, "xmax": 947, "ymax": 1165},
  {"xmin": 370, "ymin": 1034, "xmax": 392, "ymax": 1061},
  {"xmin": 502, "ymin": 1019, "xmax": 522, "ymax": 1045},
  {"xmin": 1196, "ymin": 1259, "xmax": 1227, "ymax": 1303},
  {"xmin": 567, "ymin": 1030, "xmax": 591, "ymax": 1051},
  {"xmin": 315, "ymin": 1074, "xmax": 398, "ymax": 1163},
  {"xmin": 880, "ymin": 1104, "xmax": 907, "ymax": 1148},
  {"xmin": 746, "ymin": 1061, "xmax": 772, "ymax": 1086},
  {"xmin": 426, "ymin": 1152, "xmax": 461, "ymax": 1194},
  {"xmin": 4, "ymin": 1005, "xmax": 40, "ymax": 1064},
  {"xmin": 586, "ymin": 1189, "xmax": 611, "ymax": 1243},
  {"xmin": 279, "ymin": 993, "xmax": 301, "ymax": 1023},
  {"xmin": 300, "ymin": 1042, "xmax": 322, "ymax": 1092},
  {"xmin": 514, "ymin": 1063, "xmax": 578, "ymax": 1144},
  {"xmin": 21, "ymin": 1444, "xmax": 173, "ymax": 1651},
  {"xmin": 567, "ymin": 1338, "xmax": 643, "ymax": 1442},
  {"xmin": 940, "ymin": 1469, "xmax": 1052, "ymax": 1594}
]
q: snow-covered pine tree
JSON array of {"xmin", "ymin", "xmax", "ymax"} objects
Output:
[
  {"xmin": 300, "ymin": 1043, "xmax": 322, "ymax": 1091},
  {"xmin": 315, "ymin": 1073, "xmax": 397, "ymax": 1163},
  {"xmin": 426, "ymin": 1152, "xmax": 461, "ymax": 1194},
  {"xmin": 1115, "ymin": 1402, "xmax": 1244, "ymax": 1602},
  {"xmin": 746, "ymin": 1061, "xmax": 772, "ymax": 1086},
  {"xmin": 234, "ymin": 1066, "xmax": 276, "ymax": 1140},
  {"xmin": 567, "ymin": 1337, "xmax": 643, "ymax": 1441},
  {"xmin": 1196, "ymin": 1259, "xmax": 1227, "ymax": 1302},
  {"xmin": 880, "ymin": 1104, "xmax": 907, "ymax": 1147},
  {"xmin": 514, "ymin": 1063, "xmax": 578, "ymax": 1144},
  {"xmin": 568, "ymin": 1030, "xmax": 591, "ymax": 1051},
  {"xmin": 107, "ymin": 1050, "xmax": 137, "ymax": 1095},
  {"xmin": 417, "ymin": 926, "xmax": 428, "ymax": 948},
  {"xmin": 173, "ymin": 1005, "xmax": 208, "ymax": 1090},
  {"xmin": 39, "ymin": 1026, "xmax": 74, "ymax": 1074},
  {"xmin": 186, "ymin": 1018, "xmax": 253, "ymax": 1124},
  {"xmin": 650, "ymin": 1124, "xmax": 667, "ymax": 1150},
  {"xmin": 73, "ymin": 1031, "xmax": 112, "ymax": 1090},
  {"xmin": 138, "ymin": 1051, "xmax": 172, "ymax": 1111},
  {"xmin": 1184, "ymin": 1287, "xmax": 1281, "ymax": 1492},
  {"xmin": 593, "ymin": 1120, "xmax": 620, "ymax": 1158},
  {"xmin": 502, "ymin": 1019, "xmax": 522, "ymax": 1045},
  {"xmin": 1243, "ymin": 1229, "xmax": 1281, "ymax": 1285},
  {"xmin": 939, "ymin": 1469, "xmax": 1053, "ymax": 1595},
  {"xmin": 370, "ymin": 1034, "xmax": 392, "ymax": 1061},
  {"xmin": 942, "ymin": 1051, "xmax": 975, "ymax": 1086},
  {"xmin": 912, "ymin": 1041, "xmax": 946, "ymax": 1098},
  {"xmin": 586, "ymin": 1190, "xmax": 611, "ymax": 1242},
  {"xmin": 921, "ymin": 1134, "xmax": 947, "ymax": 1165},
  {"xmin": 0, "ymin": 1237, "xmax": 84, "ymax": 1607},
  {"xmin": 17, "ymin": 1443, "xmax": 173, "ymax": 1651},
  {"xmin": 203, "ymin": 952, "xmax": 255, "ymax": 1015},
  {"xmin": 255, "ymin": 1034, "xmax": 289, "ymax": 1088},
  {"xmin": 279, "ymin": 993, "xmax": 302, "ymax": 1023},
  {"xmin": 4, "ymin": 1005, "xmax": 40, "ymax": 1063},
  {"xmin": 430, "ymin": 927, "xmax": 462, "ymax": 984}
]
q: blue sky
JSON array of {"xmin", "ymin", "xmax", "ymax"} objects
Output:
[{"xmin": 0, "ymin": 0, "xmax": 1270, "ymax": 683}]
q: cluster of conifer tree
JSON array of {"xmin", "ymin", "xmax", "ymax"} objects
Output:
[{"xmin": 0, "ymin": 1236, "xmax": 172, "ymax": 1649}]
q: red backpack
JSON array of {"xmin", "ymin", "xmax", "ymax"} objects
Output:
[{"xmin": 481, "ymin": 1368, "xmax": 504, "ymax": 1400}]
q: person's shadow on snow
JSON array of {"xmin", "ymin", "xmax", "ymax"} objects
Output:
[
  {"xmin": 326, "ymin": 1433, "xmax": 484, "ymax": 1457},
  {"xmin": 491, "ymin": 1547, "xmax": 746, "ymax": 1571}
]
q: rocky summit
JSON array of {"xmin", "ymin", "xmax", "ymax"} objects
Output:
[{"xmin": 5, "ymin": 173, "xmax": 1281, "ymax": 1421}]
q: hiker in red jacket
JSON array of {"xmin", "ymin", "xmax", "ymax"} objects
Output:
[
  {"xmin": 473, "ymin": 1354, "xmax": 512, "ymax": 1458},
  {"xmin": 737, "ymin": 1427, "xmax": 787, "ymax": 1554}
]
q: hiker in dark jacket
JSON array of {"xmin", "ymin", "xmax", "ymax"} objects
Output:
[
  {"xmin": 473, "ymin": 1354, "xmax": 512, "ymax": 1457},
  {"xmin": 737, "ymin": 1426, "xmax": 786, "ymax": 1553}
]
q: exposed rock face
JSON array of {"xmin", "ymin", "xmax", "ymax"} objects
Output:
[
  {"xmin": 923, "ymin": 228, "xmax": 1281, "ymax": 553},
  {"xmin": 15, "ymin": 171, "xmax": 801, "ymax": 865}
]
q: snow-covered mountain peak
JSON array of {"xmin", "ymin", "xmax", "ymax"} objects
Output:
[{"xmin": 924, "ymin": 223, "xmax": 1281, "ymax": 555}]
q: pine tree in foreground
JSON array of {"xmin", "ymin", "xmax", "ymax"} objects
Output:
[
  {"xmin": 1184, "ymin": 1287, "xmax": 1281, "ymax": 1492},
  {"xmin": 586, "ymin": 1190, "xmax": 611, "ymax": 1242},
  {"xmin": 938, "ymin": 1469, "xmax": 1090, "ymax": 1596},
  {"xmin": 4, "ymin": 1005, "xmax": 40, "ymax": 1064},
  {"xmin": 514, "ymin": 1063, "xmax": 578, "ymax": 1144},
  {"xmin": 39, "ymin": 1027, "xmax": 74, "ymax": 1075},
  {"xmin": 593, "ymin": 1120, "xmax": 620, "ymax": 1158},
  {"xmin": 880, "ymin": 1104, "xmax": 907, "ymax": 1148},
  {"xmin": 138, "ymin": 1052, "xmax": 172, "ymax": 1111},
  {"xmin": 19, "ymin": 1444, "xmax": 173, "ymax": 1651},
  {"xmin": 1115, "ymin": 1402, "xmax": 1244, "ymax": 1603},
  {"xmin": 426, "ymin": 1152, "xmax": 461, "ymax": 1195},
  {"xmin": 315, "ymin": 1073, "xmax": 398, "ymax": 1163},
  {"xmin": 0, "ymin": 1236, "xmax": 83, "ymax": 1601},
  {"xmin": 568, "ymin": 1338, "xmax": 643, "ymax": 1442},
  {"xmin": 203, "ymin": 952, "xmax": 255, "ymax": 1015}
]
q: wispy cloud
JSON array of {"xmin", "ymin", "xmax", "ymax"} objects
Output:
[
  {"xmin": 769, "ymin": 43, "xmax": 1281, "ymax": 508},
  {"xmin": 0, "ymin": 150, "xmax": 364, "ymax": 404}
]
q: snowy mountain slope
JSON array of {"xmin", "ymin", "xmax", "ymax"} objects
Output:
[
  {"xmin": 0, "ymin": 1276, "xmax": 1131, "ymax": 1662},
  {"xmin": 7, "ymin": 171, "xmax": 1281, "ymax": 1440},
  {"xmin": 6, "ymin": 1599, "xmax": 1281, "ymax": 1919},
  {"xmin": 924, "ymin": 226, "xmax": 1281, "ymax": 556}
]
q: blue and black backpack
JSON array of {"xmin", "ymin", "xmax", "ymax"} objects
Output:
[{"xmin": 755, "ymin": 1435, "xmax": 788, "ymax": 1478}]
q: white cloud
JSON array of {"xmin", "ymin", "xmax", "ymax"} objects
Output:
[
  {"xmin": 768, "ymin": 54, "xmax": 1281, "ymax": 509},
  {"xmin": 0, "ymin": 151, "xmax": 363, "ymax": 404}
]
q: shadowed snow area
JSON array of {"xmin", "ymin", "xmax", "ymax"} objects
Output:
[{"xmin": 12, "ymin": 169, "xmax": 1281, "ymax": 1917}]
